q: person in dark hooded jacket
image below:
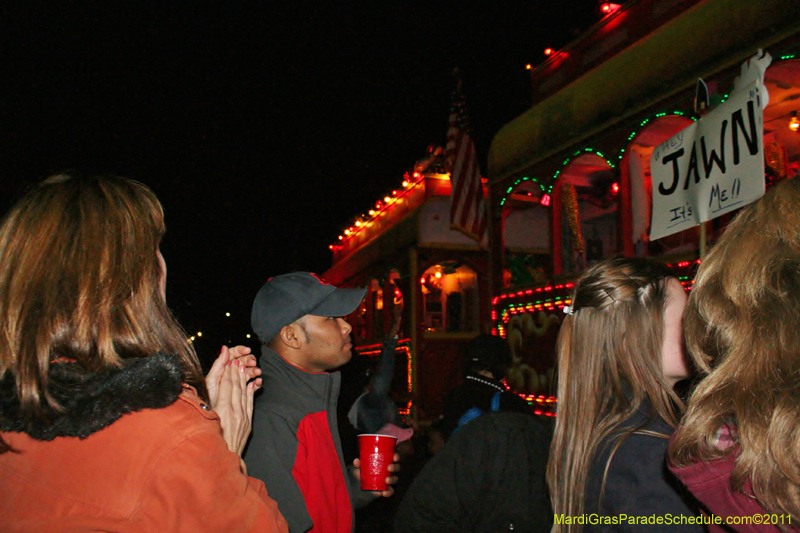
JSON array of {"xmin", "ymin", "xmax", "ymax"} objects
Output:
[
  {"xmin": 440, "ymin": 334, "xmax": 531, "ymax": 438},
  {"xmin": 395, "ymin": 411, "xmax": 553, "ymax": 533}
]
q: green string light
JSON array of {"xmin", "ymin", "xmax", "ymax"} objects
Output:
[
  {"xmin": 500, "ymin": 176, "xmax": 552, "ymax": 206},
  {"xmin": 552, "ymin": 148, "xmax": 616, "ymax": 185},
  {"xmin": 620, "ymin": 111, "xmax": 696, "ymax": 160}
]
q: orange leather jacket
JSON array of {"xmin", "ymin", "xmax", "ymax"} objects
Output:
[{"xmin": 0, "ymin": 355, "xmax": 288, "ymax": 533}]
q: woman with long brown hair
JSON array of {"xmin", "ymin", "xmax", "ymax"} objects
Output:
[
  {"xmin": 0, "ymin": 174, "xmax": 287, "ymax": 532},
  {"xmin": 548, "ymin": 257, "xmax": 703, "ymax": 533},
  {"xmin": 669, "ymin": 178, "xmax": 800, "ymax": 530}
]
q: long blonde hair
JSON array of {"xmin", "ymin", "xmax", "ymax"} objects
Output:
[
  {"xmin": 0, "ymin": 174, "xmax": 206, "ymax": 452},
  {"xmin": 548, "ymin": 257, "xmax": 683, "ymax": 533},
  {"xmin": 669, "ymin": 178, "xmax": 800, "ymax": 519}
]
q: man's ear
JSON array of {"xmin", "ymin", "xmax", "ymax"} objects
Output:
[{"xmin": 277, "ymin": 323, "xmax": 303, "ymax": 350}]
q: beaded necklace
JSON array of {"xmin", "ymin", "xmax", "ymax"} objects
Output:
[{"xmin": 465, "ymin": 374, "xmax": 505, "ymax": 392}]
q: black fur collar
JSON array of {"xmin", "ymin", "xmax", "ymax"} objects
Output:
[{"xmin": 0, "ymin": 352, "xmax": 184, "ymax": 440}]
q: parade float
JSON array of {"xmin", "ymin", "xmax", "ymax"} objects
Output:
[{"xmin": 326, "ymin": 0, "xmax": 800, "ymax": 420}]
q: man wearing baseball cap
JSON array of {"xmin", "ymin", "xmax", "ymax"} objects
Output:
[{"xmin": 244, "ymin": 272, "xmax": 397, "ymax": 533}]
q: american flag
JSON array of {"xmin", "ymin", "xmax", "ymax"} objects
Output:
[{"xmin": 446, "ymin": 85, "xmax": 488, "ymax": 245}]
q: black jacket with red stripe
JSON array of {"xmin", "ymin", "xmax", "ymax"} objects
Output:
[{"xmin": 245, "ymin": 347, "xmax": 372, "ymax": 533}]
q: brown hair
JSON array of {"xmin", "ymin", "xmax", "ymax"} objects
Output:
[
  {"xmin": 548, "ymin": 257, "xmax": 683, "ymax": 533},
  {"xmin": 669, "ymin": 178, "xmax": 800, "ymax": 519},
  {"xmin": 0, "ymin": 174, "xmax": 206, "ymax": 453}
]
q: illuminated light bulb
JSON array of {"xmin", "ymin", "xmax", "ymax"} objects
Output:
[
  {"xmin": 402, "ymin": 180, "xmax": 409, "ymax": 187},
  {"xmin": 599, "ymin": 2, "xmax": 621, "ymax": 15},
  {"xmin": 369, "ymin": 210, "xmax": 375, "ymax": 216},
  {"xmin": 434, "ymin": 271, "xmax": 442, "ymax": 279},
  {"xmin": 384, "ymin": 196, "xmax": 391, "ymax": 203},
  {"xmin": 190, "ymin": 336, "xmax": 196, "ymax": 341},
  {"xmin": 420, "ymin": 277, "xmax": 426, "ymax": 284},
  {"xmin": 525, "ymin": 64, "xmax": 532, "ymax": 70},
  {"xmin": 225, "ymin": 312, "xmax": 231, "ymax": 317},
  {"xmin": 197, "ymin": 332, "xmax": 202, "ymax": 337},
  {"xmin": 544, "ymin": 48, "xmax": 554, "ymax": 56},
  {"xmin": 392, "ymin": 190, "xmax": 397, "ymax": 195},
  {"xmin": 246, "ymin": 334, "xmax": 251, "ymax": 339},
  {"xmin": 355, "ymin": 220, "xmax": 362, "ymax": 227},
  {"xmin": 329, "ymin": 245, "xmax": 334, "ymax": 249},
  {"xmin": 790, "ymin": 111, "xmax": 800, "ymax": 132},
  {"xmin": 611, "ymin": 182, "xmax": 620, "ymax": 195},
  {"xmin": 338, "ymin": 235, "xmax": 343, "ymax": 240},
  {"xmin": 413, "ymin": 172, "xmax": 420, "ymax": 178},
  {"xmin": 344, "ymin": 229, "xmax": 351, "ymax": 235}
]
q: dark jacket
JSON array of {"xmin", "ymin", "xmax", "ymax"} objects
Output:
[
  {"xmin": 395, "ymin": 412, "xmax": 553, "ymax": 533},
  {"xmin": 0, "ymin": 353, "xmax": 288, "ymax": 533},
  {"xmin": 441, "ymin": 373, "xmax": 532, "ymax": 436},
  {"xmin": 245, "ymin": 347, "xmax": 372, "ymax": 533},
  {"xmin": 348, "ymin": 338, "xmax": 399, "ymax": 434},
  {"xmin": 584, "ymin": 405, "xmax": 705, "ymax": 533}
]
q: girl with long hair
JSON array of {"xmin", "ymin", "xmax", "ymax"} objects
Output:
[
  {"xmin": 0, "ymin": 174, "xmax": 287, "ymax": 532},
  {"xmin": 669, "ymin": 177, "xmax": 800, "ymax": 531},
  {"xmin": 548, "ymin": 257, "xmax": 703, "ymax": 533}
]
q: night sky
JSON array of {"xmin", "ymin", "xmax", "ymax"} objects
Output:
[{"xmin": 1, "ymin": 2, "xmax": 599, "ymax": 363}]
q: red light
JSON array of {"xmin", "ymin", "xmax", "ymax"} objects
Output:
[
  {"xmin": 611, "ymin": 182, "xmax": 620, "ymax": 195},
  {"xmin": 540, "ymin": 193, "xmax": 551, "ymax": 206},
  {"xmin": 544, "ymin": 48, "xmax": 554, "ymax": 56},
  {"xmin": 599, "ymin": 2, "xmax": 621, "ymax": 15},
  {"xmin": 413, "ymin": 172, "xmax": 420, "ymax": 178}
]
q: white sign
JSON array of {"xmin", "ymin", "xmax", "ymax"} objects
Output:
[{"xmin": 650, "ymin": 80, "xmax": 766, "ymax": 241}]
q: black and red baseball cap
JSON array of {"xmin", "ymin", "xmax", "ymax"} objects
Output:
[{"xmin": 251, "ymin": 272, "xmax": 366, "ymax": 343}]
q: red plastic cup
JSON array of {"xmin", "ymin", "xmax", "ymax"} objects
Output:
[{"xmin": 358, "ymin": 434, "xmax": 397, "ymax": 491}]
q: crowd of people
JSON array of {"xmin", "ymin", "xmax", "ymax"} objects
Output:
[{"xmin": 1, "ymin": 172, "xmax": 799, "ymax": 532}]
